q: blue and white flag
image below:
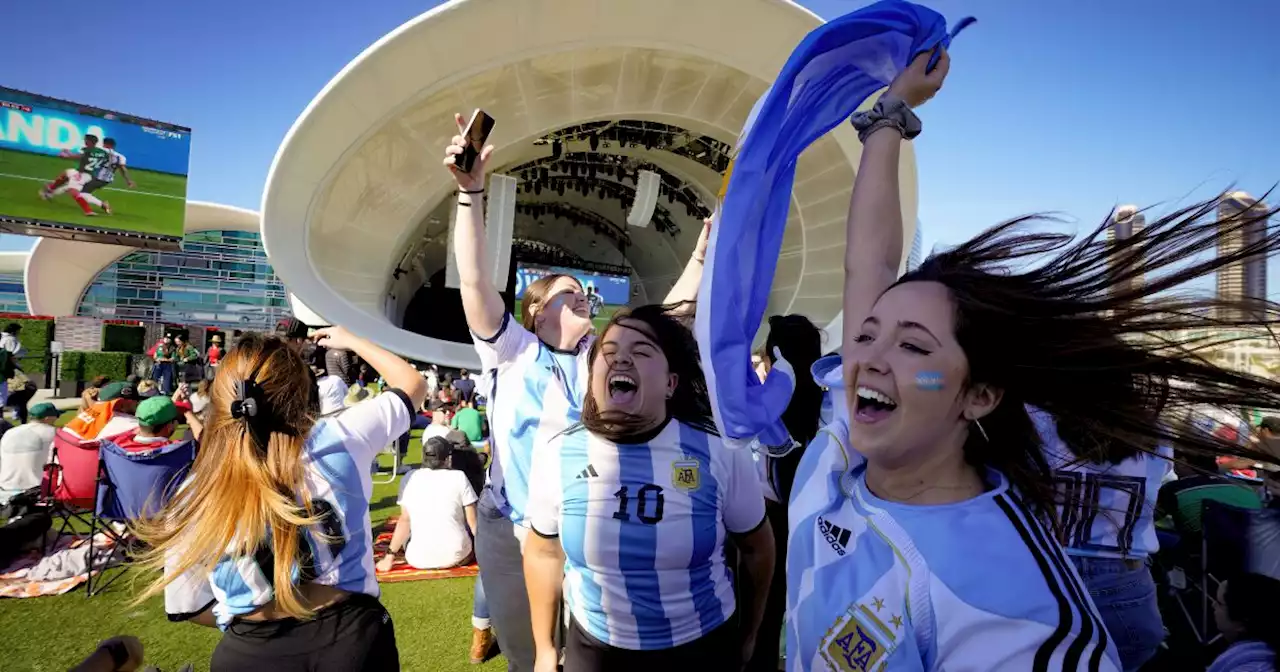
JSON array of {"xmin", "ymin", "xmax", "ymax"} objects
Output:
[{"xmin": 695, "ymin": 1, "xmax": 973, "ymax": 448}]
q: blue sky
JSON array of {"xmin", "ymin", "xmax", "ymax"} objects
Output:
[{"xmin": 6, "ymin": 0, "xmax": 1280, "ymax": 291}]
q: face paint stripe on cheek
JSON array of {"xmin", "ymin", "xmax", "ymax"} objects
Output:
[{"xmin": 915, "ymin": 371, "xmax": 945, "ymax": 391}]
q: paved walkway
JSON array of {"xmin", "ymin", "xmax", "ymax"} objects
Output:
[{"xmin": 30, "ymin": 389, "xmax": 82, "ymax": 412}]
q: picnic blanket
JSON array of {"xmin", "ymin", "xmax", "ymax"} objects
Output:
[
  {"xmin": 0, "ymin": 532, "xmax": 121, "ymax": 598},
  {"xmin": 373, "ymin": 517, "xmax": 479, "ymax": 583}
]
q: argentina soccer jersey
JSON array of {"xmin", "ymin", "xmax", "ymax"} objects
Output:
[
  {"xmin": 522, "ymin": 305, "xmax": 774, "ymax": 671},
  {"xmin": 135, "ymin": 328, "xmax": 429, "ymax": 670}
]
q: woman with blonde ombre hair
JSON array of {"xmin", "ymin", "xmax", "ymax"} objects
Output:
[{"xmin": 132, "ymin": 326, "xmax": 426, "ymax": 671}]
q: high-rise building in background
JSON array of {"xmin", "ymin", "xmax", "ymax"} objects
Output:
[
  {"xmin": 907, "ymin": 220, "xmax": 925, "ymax": 271},
  {"xmin": 1107, "ymin": 205, "xmax": 1145, "ymax": 297},
  {"xmin": 1216, "ymin": 191, "xmax": 1269, "ymax": 321}
]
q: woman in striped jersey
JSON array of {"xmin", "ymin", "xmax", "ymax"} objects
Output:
[
  {"xmin": 442, "ymin": 114, "xmax": 711, "ymax": 671},
  {"xmin": 132, "ymin": 328, "xmax": 428, "ymax": 671},
  {"xmin": 523, "ymin": 305, "xmax": 775, "ymax": 671},
  {"xmin": 787, "ymin": 49, "xmax": 1280, "ymax": 671}
]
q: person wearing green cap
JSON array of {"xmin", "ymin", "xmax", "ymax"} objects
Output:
[
  {"xmin": 65, "ymin": 381, "xmax": 142, "ymax": 442},
  {"xmin": 110, "ymin": 396, "xmax": 184, "ymax": 453},
  {"xmin": 0, "ymin": 402, "xmax": 60, "ymax": 502}
]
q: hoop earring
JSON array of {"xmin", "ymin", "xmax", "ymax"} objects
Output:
[{"xmin": 973, "ymin": 418, "xmax": 990, "ymax": 443}]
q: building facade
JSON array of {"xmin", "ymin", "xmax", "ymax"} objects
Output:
[
  {"xmin": 907, "ymin": 220, "xmax": 925, "ymax": 271},
  {"xmin": 76, "ymin": 230, "xmax": 289, "ymax": 331},
  {"xmin": 24, "ymin": 202, "xmax": 290, "ymax": 336},
  {"xmin": 0, "ymin": 252, "xmax": 27, "ymax": 314},
  {"xmin": 1216, "ymin": 192, "xmax": 1269, "ymax": 321},
  {"xmin": 1107, "ymin": 205, "xmax": 1145, "ymax": 297}
]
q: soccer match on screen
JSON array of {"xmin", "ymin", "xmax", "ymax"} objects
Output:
[{"xmin": 0, "ymin": 87, "xmax": 190, "ymax": 246}]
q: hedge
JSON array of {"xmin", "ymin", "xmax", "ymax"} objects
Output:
[
  {"xmin": 102, "ymin": 324, "xmax": 146, "ymax": 354},
  {"xmin": 0, "ymin": 316, "xmax": 54, "ymax": 374},
  {"xmin": 61, "ymin": 350, "xmax": 131, "ymax": 383}
]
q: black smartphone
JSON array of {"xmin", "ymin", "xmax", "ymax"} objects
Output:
[{"xmin": 456, "ymin": 109, "xmax": 495, "ymax": 174}]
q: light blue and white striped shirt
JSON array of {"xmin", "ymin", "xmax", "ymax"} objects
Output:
[
  {"xmin": 788, "ymin": 359, "xmax": 1121, "ymax": 671},
  {"xmin": 526, "ymin": 419, "xmax": 766, "ymax": 650},
  {"xmin": 1030, "ymin": 408, "xmax": 1173, "ymax": 560},
  {"xmin": 164, "ymin": 389, "xmax": 413, "ymax": 629},
  {"xmin": 475, "ymin": 312, "xmax": 592, "ymax": 525}
]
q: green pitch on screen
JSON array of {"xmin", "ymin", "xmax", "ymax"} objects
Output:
[
  {"xmin": 0, "ymin": 148, "xmax": 186, "ymax": 238},
  {"xmin": 513, "ymin": 299, "xmax": 622, "ymax": 333}
]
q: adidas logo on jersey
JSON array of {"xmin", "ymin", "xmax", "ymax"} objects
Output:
[
  {"xmin": 576, "ymin": 464, "xmax": 599, "ymax": 479},
  {"xmin": 818, "ymin": 518, "xmax": 851, "ymax": 556}
]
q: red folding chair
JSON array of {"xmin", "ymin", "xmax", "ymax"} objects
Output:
[{"xmin": 40, "ymin": 429, "xmax": 103, "ymax": 539}]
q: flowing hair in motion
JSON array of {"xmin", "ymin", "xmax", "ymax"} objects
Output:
[
  {"xmin": 895, "ymin": 192, "xmax": 1280, "ymax": 524},
  {"xmin": 132, "ymin": 333, "xmax": 324, "ymax": 619}
]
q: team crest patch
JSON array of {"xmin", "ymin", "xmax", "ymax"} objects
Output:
[
  {"xmin": 671, "ymin": 459, "xmax": 700, "ymax": 491},
  {"xmin": 821, "ymin": 597, "xmax": 901, "ymax": 672}
]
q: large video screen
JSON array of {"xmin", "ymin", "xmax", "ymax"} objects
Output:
[
  {"xmin": 515, "ymin": 264, "xmax": 631, "ymax": 326},
  {"xmin": 0, "ymin": 87, "xmax": 190, "ymax": 249}
]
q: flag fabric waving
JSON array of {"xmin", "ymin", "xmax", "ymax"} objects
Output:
[{"xmin": 695, "ymin": 1, "xmax": 973, "ymax": 449}]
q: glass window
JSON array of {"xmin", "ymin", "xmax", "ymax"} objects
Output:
[{"xmin": 76, "ymin": 229, "xmax": 291, "ymax": 331}]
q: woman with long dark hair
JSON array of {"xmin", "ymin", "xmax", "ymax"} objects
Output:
[
  {"xmin": 746, "ymin": 314, "xmax": 823, "ymax": 672},
  {"xmin": 787, "ymin": 49, "xmax": 1280, "ymax": 670},
  {"xmin": 132, "ymin": 327, "xmax": 427, "ymax": 670},
  {"xmin": 441, "ymin": 114, "xmax": 710, "ymax": 670},
  {"xmin": 523, "ymin": 305, "xmax": 774, "ymax": 671}
]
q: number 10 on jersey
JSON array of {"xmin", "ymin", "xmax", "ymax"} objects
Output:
[{"xmin": 613, "ymin": 484, "xmax": 665, "ymax": 524}]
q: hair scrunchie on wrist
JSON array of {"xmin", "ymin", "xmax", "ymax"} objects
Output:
[{"xmin": 850, "ymin": 94, "xmax": 922, "ymax": 143}]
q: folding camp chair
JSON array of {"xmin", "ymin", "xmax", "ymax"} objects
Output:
[
  {"xmin": 90, "ymin": 437, "xmax": 196, "ymax": 595},
  {"xmin": 372, "ymin": 443, "xmax": 399, "ymax": 485},
  {"xmin": 40, "ymin": 429, "xmax": 103, "ymax": 539}
]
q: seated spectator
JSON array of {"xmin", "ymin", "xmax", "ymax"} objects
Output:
[
  {"xmin": 396, "ymin": 408, "xmax": 452, "ymax": 463},
  {"xmin": 345, "ymin": 385, "xmax": 371, "ymax": 407},
  {"xmin": 452, "ymin": 368, "xmax": 476, "ymax": 404},
  {"xmin": 188, "ymin": 380, "xmax": 211, "ymax": 416},
  {"xmin": 1159, "ymin": 449, "xmax": 1262, "ymax": 533},
  {"xmin": 427, "ymin": 387, "xmax": 454, "ymax": 413},
  {"xmin": 80, "ymin": 375, "xmax": 111, "ymax": 412},
  {"xmin": 451, "ymin": 399, "xmax": 484, "ymax": 444},
  {"xmin": 137, "ymin": 379, "xmax": 160, "ymax": 398},
  {"xmin": 63, "ymin": 382, "xmax": 141, "ymax": 441},
  {"xmin": 1209, "ymin": 573, "xmax": 1280, "ymax": 672},
  {"xmin": 305, "ymin": 343, "xmax": 348, "ymax": 416},
  {"xmin": 109, "ymin": 397, "xmax": 185, "ymax": 453},
  {"xmin": 377, "ymin": 437, "xmax": 478, "ymax": 571},
  {"xmin": 0, "ymin": 403, "xmax": 59, "ymax": 502}
]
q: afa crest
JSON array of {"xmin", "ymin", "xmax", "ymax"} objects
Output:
[
  {"xmin": 821, "ymin": 598, "xmax": 900, "ymax": 672},
  {"xmin": 672, "ymin": 459, "xmax": 700, "ymax": 491}
]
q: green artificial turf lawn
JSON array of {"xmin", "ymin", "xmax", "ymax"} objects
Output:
[
  {"xmin": 0, "ymin": 148, "xmax": 187, "ymax": 237},
  {"xmin": 0, "ymin": 432, "xmax": 505, "ymax": 672}
]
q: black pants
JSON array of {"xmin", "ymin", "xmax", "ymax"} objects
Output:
[
  {"xmin": 746, "ymin": 500, "xmax": 788, "ymax": 672},
  {"xmin": 565, "ymin": 615, "xmax": 738, "ymax": 672},
  {"xmin": 475, "ymin": 490, "xmax": 536, "ymax": 671},
  {"xmin": 211, "ymin": 593, "xmax": 398, "ymax": 672},
  {"xmin": 6, "ymin": 383, "xmax": 36, "ymax": 424}
]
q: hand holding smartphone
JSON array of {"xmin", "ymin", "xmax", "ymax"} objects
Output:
[{"xmin": 455, "ymin": 109, "xmax": 496, "ymax": 175}]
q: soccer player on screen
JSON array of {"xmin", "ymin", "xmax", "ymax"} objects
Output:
[
  {"xmin": 585, "ymin": 284, "xmax": 603, "ymax": 318},
  {"xmin": 78, "ymin": 137, "xmax": 136, "ymax": 215},
  {"xmin": 38, "ymin": 135, "xmax": 131, "ymax": 215}
]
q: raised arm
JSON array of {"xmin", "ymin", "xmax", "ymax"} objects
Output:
[
  {"xmin": 663, "ymin": 217, "xmax": 712, "ymax": 314},
  {"xmin": 842, "ymin": 50, "xmax": 949, "ymax": 379},
  {"xmin": 313, "ymin": 326, "xmax": 428, "ymax": 412},
  {"xmin": 443, "ymin": 113, "xmax": 505, "ymax": 339}
]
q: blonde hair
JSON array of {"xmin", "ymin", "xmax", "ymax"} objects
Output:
[{"xmin": 132, "ymin": 333, "xmax": 322, "ymax": 618}]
